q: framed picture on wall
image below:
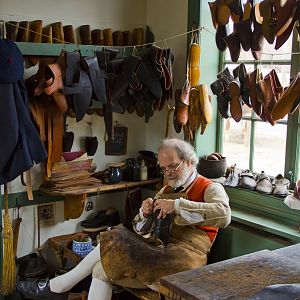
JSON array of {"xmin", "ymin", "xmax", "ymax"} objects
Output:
[{"xmin": 105, "ymin": 126, "xmax": 128, "ymax": 155}]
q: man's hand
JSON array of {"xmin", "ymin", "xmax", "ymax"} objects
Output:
[
  {"xmin": 141, "ymin": 198, "xmax": 154, "ymax": 217},
  {"xmin": 153, "ymin": 199, "xmax": 175, "ymax": 219}
]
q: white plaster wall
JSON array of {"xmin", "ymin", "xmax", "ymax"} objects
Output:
[
  {"xmin": 0, "ymin": 0, "xmax": 147, "ymax": 31},
  {"xmin": 0, "ymin": 0, "xmax": 189, "ymax": 256}
]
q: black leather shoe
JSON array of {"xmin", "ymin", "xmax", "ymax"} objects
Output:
[
  {"xmin": 16, "ymin": 278, "xmax": 67, "ymax": 299},
  {"xmin": 154, "ymin": 211, "xmax": 173, "ymax": 247},
  {"xmin": 81, "ymin": 208, "xmax": 120, "ymax": 232}
]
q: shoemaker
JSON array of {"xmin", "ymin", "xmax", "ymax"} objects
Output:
[{"xmin": 17, "ymin": 138, "xmax": 231, "ymax": 300}]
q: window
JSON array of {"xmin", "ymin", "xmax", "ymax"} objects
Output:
[{"xmin": 220, "ymin": 29, "xmax": 299, "ymax": 182}]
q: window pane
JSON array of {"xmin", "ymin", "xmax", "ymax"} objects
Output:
[
  {"xmin": 258, "ymin": 64, "xmax": 291, "ymax": 87},
  {"xmin": 253, "ymin": 122, "xmax": 287, "ymax": 175},
  {"xmin": 260, "ymin": 36, "xmax": 292, "ymax": 61},
  {"xmin": 223, "ymin": 119, "xmax": 251, "ymax": 170}
]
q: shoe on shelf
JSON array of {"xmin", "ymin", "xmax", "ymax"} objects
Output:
[
  {"xmin": 81, "ymin": 208, "xmax": 120, "ymax": 232},
  {"xmin": 224, "ymin": 164, "xmax": 239, "ymax": 187},
  {"xmin": 238, "ymin": 170, "xmax": 257, "ymax": 190},
  {"xmin": 256, "ymin": 171, "xmax": 273, "ymax": 195},
  {"xmin": 284, "ymin": 179, "xmax": 300, "ymax": 210},
  {"xmin": 16, "ymin": 278, "xmax": 67, "ymax": 300},
  {"xmin": 273, "ymin": 174, "xmax": 290, "ymax": 197}
]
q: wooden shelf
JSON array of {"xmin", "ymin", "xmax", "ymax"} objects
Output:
[{"xmin": 40, "ymin": 178, "xmax": 161, "ymax": 196}]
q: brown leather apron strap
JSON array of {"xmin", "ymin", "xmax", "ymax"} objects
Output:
[
  {"xmin": 46, "ymin": 101, "xmax": 53, "ymax": 179},
  {"xmin": 50, "ymin": 103, "xmax": 63, "ymax": 164},
  {"xmin": 29, "ymin": 100, "xmax": 46, "ymax": 142}
]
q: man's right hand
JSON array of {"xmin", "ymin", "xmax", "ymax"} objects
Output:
[{"xmin": 141, "ymin": 198, "xmax": 154, "ymax": 217}]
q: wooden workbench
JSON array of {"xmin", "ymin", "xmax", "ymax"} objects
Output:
[{"xmin": 159, "ymin": 245, "xmax": 300, "ymax": 299}]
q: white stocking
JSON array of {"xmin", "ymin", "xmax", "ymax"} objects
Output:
[
  {"xmin": 88, "ymin": 278, "xmax": 112, "ymax": 300},
  {"xmin": 50, "ymin": 244, "xmax": 101, "ymax": 293}
]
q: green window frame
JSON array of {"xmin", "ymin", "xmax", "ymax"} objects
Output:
[
  {"xmin": 188, "ymin": 0, "xmax": 300, "ymax": 242},
  {"xmin": 218, "ymin": 31, "xmax": 300, "ymax": 184}
]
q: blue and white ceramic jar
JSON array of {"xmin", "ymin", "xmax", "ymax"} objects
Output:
[{"xmin": 72, "ymin": 237, "xmax": 93, "ymax": 257}]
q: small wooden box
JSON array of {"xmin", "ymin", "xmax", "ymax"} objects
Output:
[{"xmin": 49, "ymin": 232, "xmax": 87, "ymax": 265}]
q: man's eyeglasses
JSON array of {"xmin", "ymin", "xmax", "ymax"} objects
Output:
[{"xmin": 160, "ymin": 161, "xmax": 184, "ymax": 176}]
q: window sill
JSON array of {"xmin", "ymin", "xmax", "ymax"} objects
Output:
[
  {"xmin": 231, "ymin": 207, "xmax": 300, "ymax": 242},
  {"xmin": 224, "ymin": 186, "xmax": 300, "ymax": 242}
]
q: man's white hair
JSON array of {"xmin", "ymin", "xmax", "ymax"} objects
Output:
[{"xmin": 158, "ymin": 138, "xmax": 199, "ymax": 169}]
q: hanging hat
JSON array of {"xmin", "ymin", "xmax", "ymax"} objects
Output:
[{"xmin": 0, "ymin": 39, "xmax": 24, "ymax": 83}]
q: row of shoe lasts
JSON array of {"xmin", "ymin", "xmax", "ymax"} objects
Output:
[
  {"xmin": 209, "ymin": 0, "xmax": 300, "ymax": 62},
  {"xmin": 225, "ymin": 169, "xmax": 291, "ymax": 197},
  {"xmin": 173, "ymin": 84, "xmax": 213, "ymax": 138},
  {"xmin": 211, "ymin": 64, "xmax": 300, "ymax": 124},
  {"xmin": 5, "ymin": 20, "xmax": 146, "ymax": 46}
]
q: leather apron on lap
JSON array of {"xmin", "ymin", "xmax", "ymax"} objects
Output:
[{"xmin": 97, "ymin": 186, "xmax": 212, "ymax": 288}]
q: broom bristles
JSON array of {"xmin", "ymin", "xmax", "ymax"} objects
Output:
[{"xmin": 1, "ymin": 213, "xmax": 16, "ymax": 296}]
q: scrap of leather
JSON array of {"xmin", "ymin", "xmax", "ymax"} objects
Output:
[{"xmin": 44, "ymin": 63, "xmax": 68, "ymax": 113}]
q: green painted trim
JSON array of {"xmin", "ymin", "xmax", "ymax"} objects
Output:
[
  {"xmin": 231, "ymin": 207, "xmax": 300, "ymax": 242},
  {"xmin": 0, "ymin": 190, "xmax": 64, "ymax": 209},
  {"xmin": 216, "ymin": 51, "xmax": 225, "ymax": 153},
  {"xmin": 225, "ymin": 187, "xmax": 300, "ymax": 226},
  {"xmin": 249, "ymin": 119, "xmax": 255, "ymax": 171},
  {"xmin": 16, "ymin": 42, "xmax": 140, "ymax": 57},
  {"xmin": 187, "ymin": 0, "xmax": 201, "ymax": 56},
  {"xmin": 284, "ymin": 30, "xmax": 300, "ymax": 182},
  {"xmin": 187, "ymin": 0, "xmax": 201, "ymax": 30}
]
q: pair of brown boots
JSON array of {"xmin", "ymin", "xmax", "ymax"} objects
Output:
[{"xmin": 246, "ymin": 68, "xmax": 285, "ymax": 125}]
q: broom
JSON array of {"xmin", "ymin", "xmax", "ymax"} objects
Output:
[{"xmin": 1, "ymin": 184, "xmax": 16, "ymax": 295}]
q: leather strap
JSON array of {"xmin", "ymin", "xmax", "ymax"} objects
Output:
[
  {"xmin": 50, "ymin": 103, "xmax": 63, "ymax": 165},
  {"xmin": 29, "ymin": 100, "xmax": 46, "ymax": 142},
  {"xmin": 82, "ymin": 56, "xmax": 107, "ymax": 103},
  {"xmin": 25, "ymin": 170, "xmax": 33, "ymax": 200}
]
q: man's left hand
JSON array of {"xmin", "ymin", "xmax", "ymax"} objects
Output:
[{"xmin": 153, "ymin": 199, "xmax": 175, "ymax": 219}]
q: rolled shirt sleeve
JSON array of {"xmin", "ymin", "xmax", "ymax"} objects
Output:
[{"xmin": 173, "ymin": 182, "xmax": 231, "ymax": 228}]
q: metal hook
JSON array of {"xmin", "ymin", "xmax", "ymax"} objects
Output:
[
  {"xmin": 132, "ymin": 45, "xmax": 139, "ymax": 57},
  {"xmin": 87, "ymin": 121, "xmax": 92, "ymax": 137}
]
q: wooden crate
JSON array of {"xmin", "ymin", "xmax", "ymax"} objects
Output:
[{"xmin": 49, "ymin": 232, "xmax": 88, "ymax": 265}]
